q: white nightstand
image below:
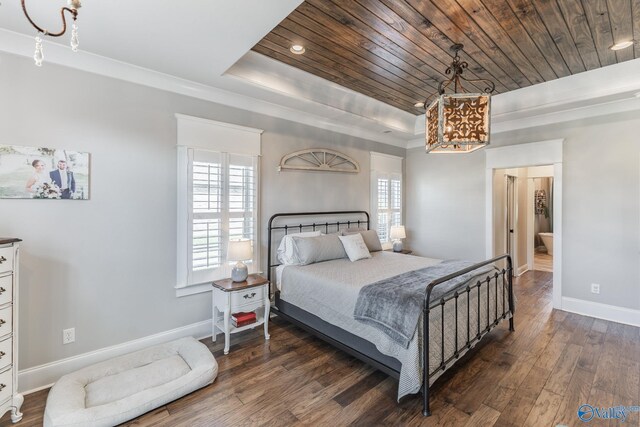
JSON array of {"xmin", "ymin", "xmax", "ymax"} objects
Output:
[{"xmin": 211, "ymin": 274, "xmax": 270, "ymax": 355}]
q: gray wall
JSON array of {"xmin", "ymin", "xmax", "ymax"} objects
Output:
[
  {"xmin": 0, "ymin": 53, "xmax": 404, "ymax": 370},
  {"xmin": 405, "ymin": 149, "xmax": 486, "ymax": 261},
  {"xmin": 407, "ymin": 111, "xmax": 640, "ymax": 310}
]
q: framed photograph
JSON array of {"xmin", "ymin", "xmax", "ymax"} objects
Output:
[{"xmin": 0, "ymin": 145, "xmax": 90, "ymax": 200}]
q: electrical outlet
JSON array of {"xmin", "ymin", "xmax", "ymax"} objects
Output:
[
  {"xmin": 63, "ymin": 328, "xmax": 75, "ymax": 344},
  {"xmin": 591, "ymin": 283, "xmax": 600, "ymax": 294}
]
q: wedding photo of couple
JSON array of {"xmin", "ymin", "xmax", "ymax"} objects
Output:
[{"xmin": 0, "ymin": 144, "xmax": 90, "ymax": 200}]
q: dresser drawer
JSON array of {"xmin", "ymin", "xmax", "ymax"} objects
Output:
[
  {"xmin": 0, "ymin": 368, "xmax": 12, "ymax": 404},
  {"xmin": 0, "ymin": 247, "xmax": 13, "ymax": 275},
  {"xmin": 0, "ymin": 307, "xmax": 12, "ymax": 339},
  {"xmin": 0, "ymin": 338, "xmax": 11, "ymax": 371},
  {"xmin": 231, "ymin": 286, "xmax": 264, "ymax": 308},
  {"xmin": 0, "ymin": 276, "xmax": 12, "ymax": 307}
]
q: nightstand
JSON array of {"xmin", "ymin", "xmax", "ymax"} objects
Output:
[
  {"xmin": 211, "ymin": 274, "xmax": 270, "ymax": 355},
  {"xmin": 386, "ymin": 249, "xmax": 413, "ymax": 255}
]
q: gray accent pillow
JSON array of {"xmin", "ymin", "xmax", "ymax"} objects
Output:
[
  {"xmin": 291, "ymin": 234, "xmax": 348, "ymax": 265},
  {"xmin": 342, "ymin": 229, "xmax": 383, "ymax": 252}
]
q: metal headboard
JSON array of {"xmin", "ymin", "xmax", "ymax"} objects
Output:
[{"xmin": 267, "ymin": 211, "xmax": 370, "ymax": 296}]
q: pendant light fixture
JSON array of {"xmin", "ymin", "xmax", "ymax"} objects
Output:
[
  {"xmin": 424, "ymin": 44, "xmax": 495, "ymax": 154},
  {"xmin": 21, "ymin": 0, "xmax": 82, "ymax": 67}
]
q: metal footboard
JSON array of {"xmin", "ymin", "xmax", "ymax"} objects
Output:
[
  {"xmin": 267, "ymin": 211, "xmax": 515, "ymax": 418},
  {"xmin": 422, "ymin": 254, "xmax": 514, "ymax": 416}
]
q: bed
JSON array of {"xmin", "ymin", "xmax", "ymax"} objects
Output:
[{"xmin": 267, "ymin": 211, "xmax": 514, "ymax": 416}]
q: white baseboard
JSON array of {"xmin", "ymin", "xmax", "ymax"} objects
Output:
[
  {"xmin": 19, "ymin": 319, "xmax": 212, "ymax": 394},
  {"xmin": 517, "ymin": 264, "xmax": 529, "ymax": 276},
  {"xmin": 561, "ymin": 297, "xmax": 640, "ymax": 327}
]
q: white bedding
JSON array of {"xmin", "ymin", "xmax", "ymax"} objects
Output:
[{"xmin": 277, "ymin": 251, "xmax": 508, "ymax": 400}]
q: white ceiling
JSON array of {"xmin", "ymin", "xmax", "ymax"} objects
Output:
[
  {"xmin": 0, "ymin": 0, "xmax": 303, "ymax": 81},
  {"xmin": 2, "ymin": 1, "xmax": 640, "ymax": 148}
]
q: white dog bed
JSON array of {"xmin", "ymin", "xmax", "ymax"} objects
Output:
[{"xmin": 43, "ymin": 336, "xmax": 217, "ymax": 427}]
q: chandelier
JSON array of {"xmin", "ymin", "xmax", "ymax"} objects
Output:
[
  {"xmin": 424, "ymin": 44, "xmax": 495, "ymax": 154},
  {"xmin": 21, "ymin": 0, "xmax": 82, "ymax": 67}
]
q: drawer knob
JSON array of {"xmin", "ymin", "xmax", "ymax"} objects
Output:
[
  {"xmin": 243, "ymin": 292, "xmax": 257, "ymax": 300},
  {"xmin": 0, "ymin": 320, "xmax": 6, "ymax": 326},
  {"xmin": 0, "ymin": 256, "xmax": 5, "ymax": 264},
  {"xmin": 0, "ymin": 351, "xmax": 5, "ymax": 359},
  {"xmin": 0, "ymin": 288, "xmax": 5, "ymax": 295},
  {"xmin": 0, "ymin": 384, "xmax": 5, "ymax": 391}
]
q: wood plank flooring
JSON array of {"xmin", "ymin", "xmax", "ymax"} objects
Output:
[
  {"xmin": 3, "ymin": 270, "xmax": 639, "ymax": 426},
  {"xmin": 533, "ymin": 252, "xmax": 553, "ymax": 273}
]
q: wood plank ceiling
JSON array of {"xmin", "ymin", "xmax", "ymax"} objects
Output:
[{"xmin": 252, "ymin": 0, "xmax": 640, "ymax": 114}]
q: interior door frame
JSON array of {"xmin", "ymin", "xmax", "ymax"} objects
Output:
[
  {"xmin": 505, "ymin": 174, "xmax": 518, "ymax": 274},
  {"xmin": 485, "ymin": 139, "xmax": 564, "ymax": 309}
]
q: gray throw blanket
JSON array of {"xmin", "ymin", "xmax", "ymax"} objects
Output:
[{"xmin": 353, "ymin": 260, "xmax": 494, "ymax": 348}]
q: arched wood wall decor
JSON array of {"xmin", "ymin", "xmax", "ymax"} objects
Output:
[{"xmin": 278, "ymin": 148, "xmax": 360, "ymax": 173}]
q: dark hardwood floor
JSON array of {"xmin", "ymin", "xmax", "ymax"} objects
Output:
[{"xmin": 3, "ymin": 270, "xmax": 639, "ymax": 426}]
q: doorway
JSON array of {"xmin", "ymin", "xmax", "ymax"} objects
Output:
[
  {"xmin": 530, "ymin": 173, "xmax": 554, "ymax": 272},
  {"xmin": 492, "ymin": 169, "xmax": 525, "ymax": 274},
  {"xmin": 493, "ymin": 166, "xmax": 555, "ymax": 275},
  {"xmin": 485, "ymin": 139, "xmax": 563, "ymax": 309}
]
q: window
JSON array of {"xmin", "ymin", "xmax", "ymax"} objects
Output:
[
  {"xmin": 190, "ymin": 151, "xmax": 256, "ymax": 280},
  {"xmin": 370, "ymin": 152, "xmax": 403, "ymax": 248},
  {"xmin": 176, "ymin": 115, "xmax": 262, "ymax": 296}
]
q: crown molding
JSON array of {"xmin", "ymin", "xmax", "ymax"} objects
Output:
[
  {"xmin": 4, "ymin": 26, "xmax": 640, "ymax": 151},
  {"xmin": 0, "ymin": 29, "xmax": 410, "ymax": 148}
]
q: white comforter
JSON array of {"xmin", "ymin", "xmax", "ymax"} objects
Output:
[{"xmin": 278, "ymin": 251, "xmax": 506, "ymax": 399}]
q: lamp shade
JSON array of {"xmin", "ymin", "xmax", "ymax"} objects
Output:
[
  {"xmin": 389, "ymin": 225, "xmax": 406, "ymax": 240},
  {"xmin": 227, "ymin": 239, "xmax": 252, "ymax": 262},
  {"xmin": 426, "ymin": 93, "xmax": 491, "ymax": 154}
]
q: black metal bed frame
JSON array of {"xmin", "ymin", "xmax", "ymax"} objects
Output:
[{"xmin": 267, "ymin": 211, "xmax": 514, "ymax": 417}]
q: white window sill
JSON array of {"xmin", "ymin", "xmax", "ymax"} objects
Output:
[
  {"xmin": 175, "ymin": 270, "xmax": 264, "ymax": 297},
  {"xmin": 175, "ymin": 282, "xmax": 212, "ymax": 297}
]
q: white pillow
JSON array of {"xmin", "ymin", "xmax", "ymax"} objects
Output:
[
  {"xmin": 338, "ymin": 233, "xmax": 371, "ymax": 262},
  {"xmin": 277, "ymin": 231, "xmax": 321, "ymax": 265}
]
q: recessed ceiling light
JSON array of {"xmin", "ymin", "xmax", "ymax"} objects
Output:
[
  {"xmin": 610, "ymin": 40, "xmax": 634, "ymax": 50},
  {"xmin": 290, "ymin": 45, "xmax": 305, "ymax": 54},
  {"xmin": 414, "ymin": 101, "xmax": 425, "ymax": 108}
]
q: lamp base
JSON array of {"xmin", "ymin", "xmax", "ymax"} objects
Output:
[
  {"xmin": 231, "ymin": 262, "xmax": 248, "ymax": 282},
  {"xmin": 392, "ymin": 240, "xmax": 403, "ymax": 252}
]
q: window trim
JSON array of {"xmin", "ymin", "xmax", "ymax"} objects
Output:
[
  {"xmin": 370, "ymin": 152, "xmax": 403, "ymax": 250},
  {"xmin": 175, "ymin": 114, "xmax": 262, "ymax": 297}
]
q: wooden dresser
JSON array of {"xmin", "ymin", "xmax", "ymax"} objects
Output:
[{"xmin": 0, "ymin": 238, "xmax": 23, "ymax": 423}]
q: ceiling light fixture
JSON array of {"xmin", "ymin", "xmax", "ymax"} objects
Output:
[
  {"xmin": 414, "ymin": 101, "xmax": 425, "ymax": 108},
  {"xmin": 423, "ymin": 44, "xmax": 495, "ymax": 154},
  {"xmin": 290, "ymin": 45, "xmax": 305, "ymax": 55},
  {"xmin": 21, "ymin": 0, "xmax": 81, "ymax": 66},
  {"xmin": 610, "ymin": 40, "xmax": 634, "ymax": 50}
]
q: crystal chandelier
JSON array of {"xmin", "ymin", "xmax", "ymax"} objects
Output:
[
  {"xmin": 424, "ymin": 44, "xmax": 495, "ymax": 154},
  {"xmin": 21, "ymin": 0, "xmax": 82, "ymax": 67}
]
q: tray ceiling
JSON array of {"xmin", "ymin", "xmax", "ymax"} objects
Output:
[{"xmin": 252, "ymin": 0, "xmax": 640, "ymax": 114}]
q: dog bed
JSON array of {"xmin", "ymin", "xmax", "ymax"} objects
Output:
[{"xmin": 43, "ymin": 336, "xmax": 217, "ymax": 427}]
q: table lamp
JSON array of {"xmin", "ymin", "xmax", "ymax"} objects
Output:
[
  {"xmin": 228, "ymin": 239, "xmax": 252, "ymax": 282},
  {"xmin": 389, "ymin": 225, "xmax": 406, "ymax": 252}
]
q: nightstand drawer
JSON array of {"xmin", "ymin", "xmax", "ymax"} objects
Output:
[
  {"xmin": 0, "ymin": 338, "xmax": 11, "ymax": 371},
  {"xmin": 0, "ymin": 248, "xmax": 12, "ymax": 275},
  {"xmin": 0, "ymin": 368, "xmax": 12, "ymax": 404},
  {"xmin": 231, "ymin": 286, "xmax": 264, "ymax": 307},
  {"xmin": 0, "ymin": 276, "xmax": 12, "ymax": 307},
  {"xmin": 0, "ymin": 307, "xmax": 11, "ymax": 339}
]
